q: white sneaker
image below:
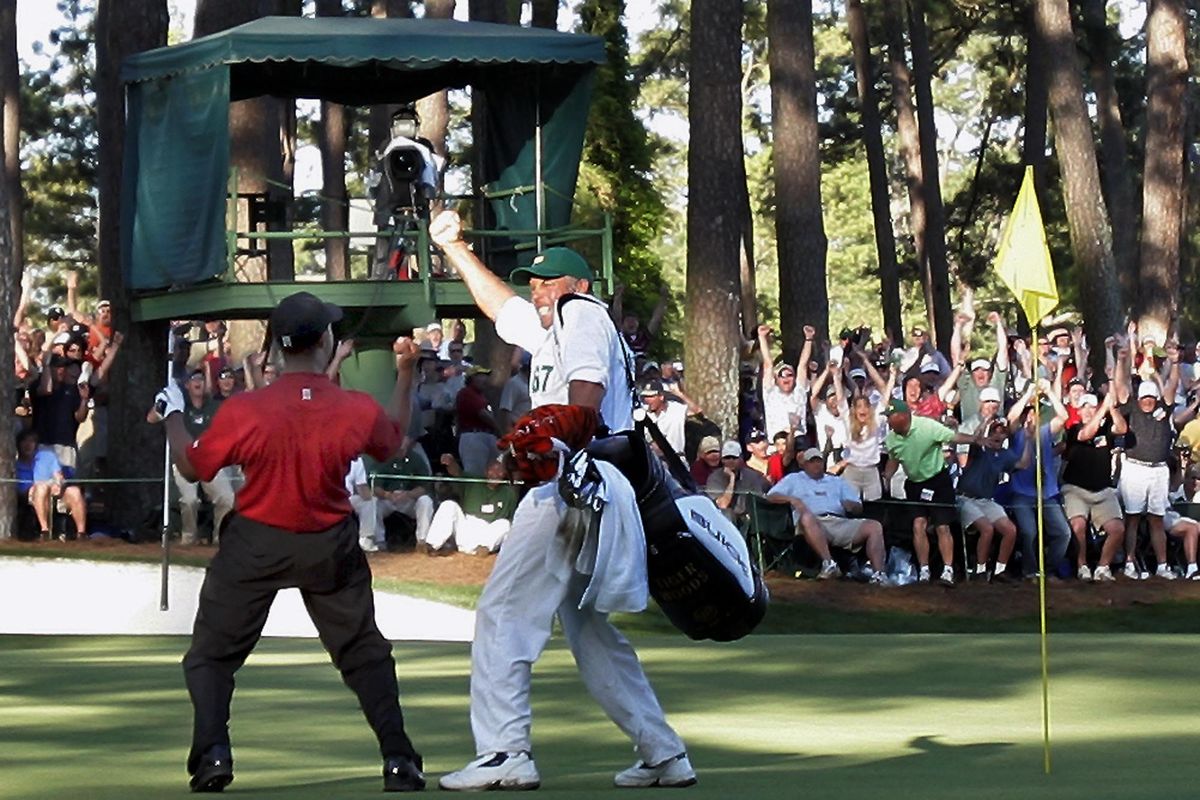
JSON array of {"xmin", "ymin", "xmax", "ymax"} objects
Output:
[
  {"xmin": 817, "ymin": 561, "xmax": 842, "ymax": 580},
  {"xmin": 614, "ymin": 753, "xmax": 696, "ymax": 788},
  {"xmin": 359, "ymin": 537, "xmax": 379, "ymax": 553},
  {"xmin": 869, "ymin": 571, "xmax": 892, "ymax": 587},
  {"xmin": 1077, "ymin": 564, "xmax": 1092, "ymax": 581},
  {"xmin": 917, "ymin": 566, "xmax": 931, "ymax": 583},
  {"xmin": 439, "ymin": 752, "xmax": 540, "ymax": 791},
  {"xmin": 1123, "ymin": 561, "xmax": 1140, "ymax": 580},
  {"xmin": 1187, "ymin": 565, "xmax": 1200, "ymax": 581},
  {"xmin": 1155, "ymin": 564, "xmax": 1178, "ymax": 581},
  {"xmin": 938, "ymin": 566, "xmax": 955, "ymax": 586},
  {"xmin": 1092, "ymin": 565, "xmax": 1115, "ymax": 583}
]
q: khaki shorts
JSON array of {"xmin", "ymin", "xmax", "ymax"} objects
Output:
[
  {"xmin": 1062, "ymin": 484, "xmax": 1123, "ymax": 528},
  {"xmin": 957, "ymin": 496, "xmax": 1008, "ymax": 530},
  {"xmin": 816, "ymin": 515, "xmax": 864, "ymax": 550},
  {"xmin": 841, "ymin": 464, "xmax": 882, "ymax": 501}
]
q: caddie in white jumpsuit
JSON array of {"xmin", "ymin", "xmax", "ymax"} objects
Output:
[{"xmin": 431, "ymin": 211, "xmax": 695, "ymax": 791}]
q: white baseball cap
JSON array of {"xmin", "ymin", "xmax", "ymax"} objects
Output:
[
  {"xmin": 1137, "ymin": 382, "xmax": 1161, "ymax": 400},
  {"xmin": 848, "ymin": 368, "xmax": 867, "ymax": 380},
  {"xmin": 970, "ymin": 358, "xmax": 992, "ymax": 372},
  {"xmin": 979, "ymin": 387, "xmax": 1002, "ymax": 404},
  {"xmin": 720, "ymin": 441, "xmax": 742, "ymax": 459},
  {"xmin": 1079, "ymin": 393, "xmax": 1099, "ymax": 407}
]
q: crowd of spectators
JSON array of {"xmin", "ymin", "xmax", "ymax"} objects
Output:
[
  {"xmin": 652, "ymin": 295, "xmax": 1200, "ymax": 586},
  {"xmin": 13, "ymin": 271, "xmax": 122, "ymax": 540},
  {"xmin": 16, "ymin": 268, "xmax": 1200, "ymax": 591}
]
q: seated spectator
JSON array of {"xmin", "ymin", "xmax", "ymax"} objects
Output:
[
  {"xmin": 1061, "ymin": 392, "xmax": 1127, "ymax": 582},
  {"xmin": 345, "ymin": 456, "xmax": 380, "ymax": 552},
  {"xmin": 16, "ymin": 428, "xmax": 86, "ymax": 541},
  {"xmin": 427, "ymin": 455, "xmax": 518, "ymax": 555},
  {"xmin": 765, "ymin": 429, "xmax": 799, "ymax": 483},
  {"xmin": 1165, "ymin": 455, "xmax": 1200, "ymax": 580},
  {"xmin": 705, "ymin": 440, "xmax": 769, "ymax": 527},
  {"xmin": 373, "ymin": 448, "xmax": 435, "ymax": 549},
  {"xmin": 690, "ymin": 435, "xmax": 722, "ymax": 487},
  {"xmin": 957, "ymin": 418, "xmax": 1029, "ymax": 582},
  {"xmin": 456, "ymin": 365, "xmax": 500, "ymax": 476},
  {"xmin": 744, "ymin": 429, "xmax": 770, "ymax": 478},
  {"xmin": 767, "ymin": 447, "xmax": 888, "ymax": 583}
]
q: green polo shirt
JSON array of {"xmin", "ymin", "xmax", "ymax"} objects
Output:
[
  {"xmin": 885, "ymin": 415, "xmax": 955, "ymax": 483},
  {"xmin": 462, "ymin": 481, "xmax": 518, "ymax": 523}
]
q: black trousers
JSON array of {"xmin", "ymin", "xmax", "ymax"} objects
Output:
[{"xmin": 183, "ymin": 513, "xmax": 419, "ymax": 774}]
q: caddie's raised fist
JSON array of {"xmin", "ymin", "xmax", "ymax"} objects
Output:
[
  {"xmin": 803, "ymin": 324, "xmax": 816, "ymax": 339},
  {"xmin": 429, "ymin": 210, "xmax": 463, "ymax": 248}
]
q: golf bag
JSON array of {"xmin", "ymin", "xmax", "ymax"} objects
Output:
[{"xmin": 561, "ymin": 430, "xmax": 769, "ymax": 642}]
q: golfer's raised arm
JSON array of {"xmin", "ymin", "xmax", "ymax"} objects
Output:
[{"xmin": 429, "ymin": 209, "xmax": 516, "ymax": 321}]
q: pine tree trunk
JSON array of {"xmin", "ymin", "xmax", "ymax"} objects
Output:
[
  {"xmin": 847, "ymin": 0, "xmax": 901, "ymax": 344},
  {"xmin": 770, "ymin": 0, "xmax": 828, "ymax": 359},
  {"xmin": 417, "ymin": 0, "xmax": 455, "ymax": 159},
  {"xmin": 1137, "ymin": 0, "xmax": 1187, "ymax": 343},
  {"xmin": 317, "ymin": 0, "xmax": 349, "ymax": 280},
  {"xmin": 0, "ymin": 0, "xmax": 20, "ymax": 284},
  {"xmin": 1081, "ymin": 0, "xmax": 1138, "ymax": 312},
  {"xmin": 531, "ymin": 0, "xmax": 557, "ymax": 28},
  {"xmin": 96, "ymin": 0, "xmax": 170, "ymax": 538},
  {"xmin": 906, "ymin": 0, "xmax": 952, "ymax": 353},
  {"xmin": 881, "ymin": 0, "xmax": 925, "ymax": 338},
  {"xmin": 1021, "ymin": 2, "xmax": 1048, "ymax": 184},
  {"xmin": 1033, "ymin": 0, "xmax": 1122, "ymax": 365},
  {"xmin": 687, "ymin": 0, "xmax": 744, "ymax": 437},
  {"xmin": 0, "ymin": 0, "xmax": 14, "ymax": 537}
]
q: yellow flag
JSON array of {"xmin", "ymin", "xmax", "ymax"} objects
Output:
[{"xmin": 994, "ymin": 166, "xmax": 1059, "ymax": 325}]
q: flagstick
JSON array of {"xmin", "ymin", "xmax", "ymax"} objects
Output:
[{"xmin": 1032, "ymin": 380, "xmax": 1051, "ymax": 774}]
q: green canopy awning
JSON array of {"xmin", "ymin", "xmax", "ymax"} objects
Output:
[{"xmin": 121, "ymin": 17, "xmax": 603, "ymax": 290}]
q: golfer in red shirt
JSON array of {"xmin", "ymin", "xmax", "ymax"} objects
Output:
[{"xmin": 157, "ymin": 291, "xmax": 425, "ymax": 793}]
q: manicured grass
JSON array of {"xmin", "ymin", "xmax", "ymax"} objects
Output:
[{"xmin": 0, "ymin": 633, "xmax": 1195, "ymax": 798}]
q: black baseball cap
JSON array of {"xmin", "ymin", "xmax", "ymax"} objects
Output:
[
  {"xmin": 638, "ymin": 378, "xmax": 665, "ymax": 397},
  {"xmin": 270, "ymin": 291, "xmax": 342, "ymax": 353},
  {"xmin": 48, "ymin": 306, "xmax": 65, "ymax": 321}
]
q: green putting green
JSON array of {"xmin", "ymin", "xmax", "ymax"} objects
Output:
[{"xmin": 0, "ymin": 633, "xmax": 1194, "ymax": 798}]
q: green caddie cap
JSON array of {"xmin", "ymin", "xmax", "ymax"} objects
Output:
[
  {"xmin": 886, "ymin": 399, "xmax": 910, "ymax": 416},
  {"xmin": 509, "ymin": 247, "xmax": 595, "ymax": 284}
]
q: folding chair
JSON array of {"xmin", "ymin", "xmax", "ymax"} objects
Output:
[{"xmin": 741, "ymin": 494, "xmax": 798, "ymax": 574}]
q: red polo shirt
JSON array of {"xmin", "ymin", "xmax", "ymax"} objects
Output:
[{"xmin": 187, "ymin": 372, "xmax": 404, "ymax": 532}]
